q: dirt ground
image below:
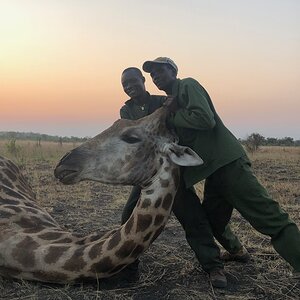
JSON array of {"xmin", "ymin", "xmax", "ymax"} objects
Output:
[{"xmin": 0, "ymin": 147, "xmax": 299, "ymax": 299}]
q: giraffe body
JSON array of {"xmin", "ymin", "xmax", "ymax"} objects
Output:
[{"xmin": 0, "ymin": 104, "xmax": 202, "ymax": 283}]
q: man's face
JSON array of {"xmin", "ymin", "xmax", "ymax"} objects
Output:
[
  {"xmin": 150, "ymin": 64, "xmax": 176, "ymax": 91},
  {"xmin": 121, "ymin": 70, "xmax": 146, "ymax": 99}
]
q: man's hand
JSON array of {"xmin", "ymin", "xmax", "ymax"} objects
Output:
[{"xmin": 164, "ymin": 96, "xmax": 179, "ymax": 113}]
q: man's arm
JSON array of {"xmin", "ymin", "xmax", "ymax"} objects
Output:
[
  {"xmin": 170, "ymin": 79, "xmax": 216, "ymax": 130},
  {"xmin": 120, "ymin": 106, "xmax": 131, "ymax": 119}
]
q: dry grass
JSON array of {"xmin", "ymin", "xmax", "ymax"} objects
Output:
[{"xmin": 0, "ymin": 141, "xmax": 299, "ymax": 300}]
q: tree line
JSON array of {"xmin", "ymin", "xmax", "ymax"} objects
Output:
[
  {"xmin": 240, "ymin": 133, "xmax": 299, "ymax": 153},
  {"xmin": 0, "ymin": 131, "xmax": 89, "ymax": 143}
]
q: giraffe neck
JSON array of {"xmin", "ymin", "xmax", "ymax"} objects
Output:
[{"xmin": 0, "ymin": 156, "xmax": 179, "ymax": 283}]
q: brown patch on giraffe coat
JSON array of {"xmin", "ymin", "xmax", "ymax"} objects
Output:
[
  {"xmin": 4, "ymin": 205, "xmax": 22, "ymax": 213},
  {"xmin": 75, "ymin": 238, "xmax": 86, "ymax": 245},
  {"xmin": 162, "ymin": 193, "xmax": 173, "ymax": 210},
  {"xmin": 53, "ymin": 237, "xmax": 73, "ymax": 244},
  {"xmin": 115, "ymin": 240, "xmax": 136, "ymax": 258},
  {"xmin": 154, "ymin": 197, "xmax": 162, "ymax": 208},
  {"xmin": 44, "ymin": 246, "xmax": 70, "ymax": 264},
  {"xmin": 124, "ymin": 216, "xmax": 134, "ymax": 235},
  {"xmin": 164, "ymin": 166, "xmax": 170, "ymax": 172},
  {"xmin": 145, "ymin": 189, "xmax": 154, "ymax": 195},
  {"xmin": 3, "ymin": 168, "xmax": 17, "ymax": 182},
  {"xmin": 89, "ymin": 233, "xmax": 103, "ymax": 242},
  {"xmin": 107, "ymin": 230, "xmax": 121, "ymax": 250},
  {"xmin": 159, "ymin": 178, "xmax": 169, "ymax": 188},
  {"xmin": 0, "ymin": 197, "xmax": 20, "ymax": 205},
  {"xmin": 154, "ymin": 214, "xmax": 165, "ymax": 226},
  {"xmin": 90, "ymin": 256, "xmax": 114, "ymax": 273},
  {"xmin": 150, "ymin": 225, "xmax": 165, "ymax": 244},
  {"xmin": 23, "ymin": 226, "xmax": 45, "ymax": 234},
  {"xmin": 30, "ymin": 216, "xmax": 57, "ymax": 228},
  {"xmin": 143, "ymin": 231, "xmax": 152, "ymax": 242},
  {"xmin": 38, "ymin": 232, "xmax": 64, "ymax": 240},
  {"xmin": 32, "ymin": 270, "xmax": 69, "ymax": 283},
  {"xmin": 1, "ymin": 177, "xmax": 14, "ymax": 189},
  {"xmin": 15, "ymin": 184, "xmax": 29, "ymax": 195},
  {"xmin": 12, "ymin": 236, "xmax": 39, "ymax": 268},
  {"xmin": 15, "ymin": 217, "xmax": 38, "ymax": 228},
  {"xmin": 88, "ymin": 241, "xmax": 105, "ymax": 260},
  {"xmin": 141, "ymin": 198, "xmax": 151, "ymax": 209},
  {"xmin": 0, "ymin": 210, "xmax": 14, "ymax": 218},
  {"xmin": 63, "ymin": 247, "xmax": 87, "ymax": 272},
  {"xmin": 136, "ymin": 214, "xmax": 152, "ymax": 233},
  {"xmin": 6, "ymin": 160, "xmax": 19, "ymax": 174},
  {"xmin": 22, "ymin": 207, "xmax": 39, "ymax": 214},
  {"xmin": 131, "ymin": 244, "xmax": 145, "ymax": 258}
]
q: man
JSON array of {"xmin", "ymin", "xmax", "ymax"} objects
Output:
[
  {"xmin": 142, "ymin": 57, "xmax": 300, "ymax": 276},
  {"xmin": 119, "ymin": 67, "xmax": 248, "ymax": 288}
]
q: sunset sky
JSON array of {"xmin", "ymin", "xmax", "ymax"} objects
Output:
[{"xmin": 1, "ymin": 0, "xmax": 299, "ymax": 139}]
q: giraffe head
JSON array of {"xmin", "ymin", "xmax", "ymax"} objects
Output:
[{"xmin": 54, "ymin": 104, "xmax": 202, "ymax": 186}]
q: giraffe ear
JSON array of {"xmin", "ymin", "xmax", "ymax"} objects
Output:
[{"xmin": 164, "ymin": 143, "xmax": 203, "ymax": 166}]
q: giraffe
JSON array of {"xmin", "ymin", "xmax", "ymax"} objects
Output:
[{"xmin": 0, "ymin": 103, "xmax": 203, "ymax": 284}]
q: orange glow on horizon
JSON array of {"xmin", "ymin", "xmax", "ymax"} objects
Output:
[{"xmin": 1, "ymin": 1, "xmax": 299, "ymax": 139}]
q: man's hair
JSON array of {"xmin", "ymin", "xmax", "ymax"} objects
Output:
[{"xmin": 122, "ymin": 67, "xmax": 144, "ymax": 78}]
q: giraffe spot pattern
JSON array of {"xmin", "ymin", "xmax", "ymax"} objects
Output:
[
  {"xmin": 159, "ymin": 178, "xmax": 169, "ymax": 188},
  {"xmin": 141, "ymin": 198, "xmax": 151, "ymax": 209},
  {"xmin": 38, "ymin": 232, "xmax": 64, "ymax": 240},
  {"xmin": 89, "ymin": 233, "xmax": 103, "ymax": 242},
  {"xmin": 63, "ymin": 247, "xmax": 87, "ymax": 272},
  {"xmin": 0, "ymin": 197, "xmax": 20, "ymax": 205},
  {"xmin": 3, "ymin": 168, "xmax": 17, "ymax": 182},
  {"xmin": 124, "ymin": 216, "xmax": 134, "ymax": 235},
  {"xmin": 12, "ymin": 236, "xmax": 39, "ymax": 268},
  {"xmin": 115, "ymin": 240, "xmax": 136, "ymax": 259},
  {"xmin": 136, "ymin": 214, "xmax": 152, "ymax": 233},
  {"xmin": 150, "ymin": 225, "xmax": 165, "ymax": 244},
  {"xmin": 44, "ymin": 246, "xmax": 70, "ymax": 264},
  {"xmin": 53, "ymin": 237, "xmax": 73, "ymax": 244},
  {"xmin": 3, "ymin": 205, "xmax": 22, "ymax": 213},
  {"xmin": 162, "ymin": 193, "xmax": 173, "ymax": 210},
  {"xmin": 145, "ymin": 189, "xmax": 154, "ymax": 195},
  {"xmin": 154, "ymin": 214, "xmax": 165, "ymax": 226},
  {"xmin": 143, "ymin": 231, "xmax": 152, "ymax": 242},
  {"xmin": 15, "ymin": 217, "xmax": 39, "ymax": 228},
  {"xmin": 88, "ymin": 241, "xmax": 104, "ymax": 260},
  {"xmin": 154, "ymin": 197, "xmax": 162, "ymax": 208},
  {"xmin": 90, "ymin": 256, "xmax": 114, "ymax": 273},
  {"xmin": 131, "ymin": 244, "xmax": 144, "ymax": 258},
  {"xmin": 107, "ymin": 230, "xmax": 121, "ymax": 251},
  {"xmin": 0, "ymin": 210, "xmax": 14, "ymax": 218},
  {"xmin": 23, "ymin": 226, "xmax": 45, "ymax": 234}
]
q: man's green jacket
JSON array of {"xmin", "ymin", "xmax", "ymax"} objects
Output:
[{"xmin": 169, "ymin": 78, "xmax": 247, "ymax": 188}]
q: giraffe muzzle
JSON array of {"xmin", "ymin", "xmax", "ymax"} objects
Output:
[{"xmin": 54, "ymin": 166, "xmax": 79, "ymax": 184}]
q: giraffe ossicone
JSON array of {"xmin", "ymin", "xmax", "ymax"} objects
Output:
[{"xmin": 0, "ymin": 104, "xmax": 203, "ymax": 284}]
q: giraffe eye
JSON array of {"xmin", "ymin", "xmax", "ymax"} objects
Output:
[{"xmin": 120, "ymin": 134, "xmax": 141, "ymax": 144}]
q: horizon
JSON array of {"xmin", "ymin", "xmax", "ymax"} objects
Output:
[{"xmin": 1, "ymin": 1, "xmax": 300, "ymax": 140}]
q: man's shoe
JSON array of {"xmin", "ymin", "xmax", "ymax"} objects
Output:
[
  {"xmin": 209, "ymin": 268, "xmax": 227, "ymax": 288},
  {"xmin": 221, "ymin": 246, "xmax": 250, "ymax": 263}
]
